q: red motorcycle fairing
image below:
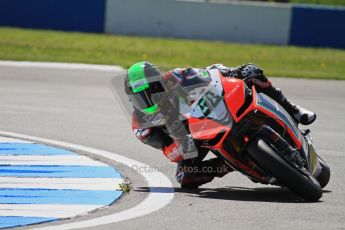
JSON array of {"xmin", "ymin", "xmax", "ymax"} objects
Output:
[
  {"xmin": 189, "ymin": 117, "xmax": 230, "ymax": 140},
  {"xmin": 253, "ymin": 92, "xmax": 302, "ymax": 149},
  {"xmin": 206, "ymin": 129, "xmax": 266, "ymax": 180},
  {"xmin": 221, "ymin": 78, "xmax": 247, "ymax": 122},
  {"xmin": 188, "ymin": 69, "xmax": 303, "ymax": 182},
  {"xmin": 221, "ymin": 77, "xmax": 302, "ymax": 149},
  {"xmin": 189, "ymin": 118, "xmax": 265, "ymax": 180}
]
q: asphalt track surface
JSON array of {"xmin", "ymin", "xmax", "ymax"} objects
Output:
[{"xmin": 0, "ymin": 64, "xmax": 344, "ymax": 230}]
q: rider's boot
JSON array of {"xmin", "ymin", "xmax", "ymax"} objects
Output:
[
  {"xmin": 180, "ymin": 174, "xmax": 214, "ymax": 189},
  {"xmin": 265, "ymin": 86, "xmax": 316, "ymax": 125},
  {"xmin": 178, "ymin": 158, "xmax": 232, "ymax": 189}
]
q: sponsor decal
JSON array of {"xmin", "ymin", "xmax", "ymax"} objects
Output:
[
  {"xmin": 175, "ymin": 170, "xmax": 184, "ymax": 183},
  {"xmin": 200, "ymin": 70, "xmax": 209, "ymax": 78},
  {"xmin": 134, "ymin": 128, "xmax": 151, "ymax": 139},
  {"xmin": 225, "ymin": 84, "xmax": 240, "ymax": 100},
  {"xmin": 168, "ymin": 146, "xmax": 182, "ymax": 162},
  {"xmin": 131, "ymin": 79, "xmax": 148, "ymax": 89}
]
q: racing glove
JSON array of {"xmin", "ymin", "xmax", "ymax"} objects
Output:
[
  {"xmin": 163, "ymin": 134, "xmax": 198, "ymax": 162},
  {"xmin": 163, "ymin": 141, "xmax": 183, "ymax": 163}
]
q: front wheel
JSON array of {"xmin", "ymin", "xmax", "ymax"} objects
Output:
[
  {"xmin": 316, "ymin": 156, "xmax": 330, "ymax": 188},
  {"xmin": 246, "ymin": 137, "xmax": 322, "ymax": 201}
]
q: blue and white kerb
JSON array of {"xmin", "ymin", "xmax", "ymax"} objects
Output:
[{"xmin": 0, "ymin": 136, "xmax": 123, "ymax": 229}]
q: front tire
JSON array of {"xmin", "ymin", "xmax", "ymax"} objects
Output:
[
  {"xmin": 316, "ymin": 156, "xmax": 330, "ymax": 188},
  {"xmin": 247, "ymin": 137, "xmax": 322, "ymax": 201}
]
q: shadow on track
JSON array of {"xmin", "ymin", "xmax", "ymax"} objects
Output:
[{"xmin": 135, "ymin": 186, "xmax": 330, "ymax": 203}]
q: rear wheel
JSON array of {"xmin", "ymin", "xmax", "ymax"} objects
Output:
[
  {"xmin": 316, "ymin": 156, "xmax": 330, "ymax": 188},
  {"xmin": 246, "ymin": 137, "xmax": 322, "ymax": 201}
]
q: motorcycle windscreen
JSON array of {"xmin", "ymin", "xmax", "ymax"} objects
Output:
[{"xmin": 187, "ymin": 71, "xmax": 234, "ymax": 140}]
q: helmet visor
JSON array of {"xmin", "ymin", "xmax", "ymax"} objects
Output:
[
  {"xmin": 130, "ymin": 90, "xmax": 155, "ymax": 113},
  {"xmin": 129, "ymin": 81, "xmax": 165, "ymax": 114}
]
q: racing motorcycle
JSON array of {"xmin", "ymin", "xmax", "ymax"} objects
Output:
[
  {"xmin": 111, "ymin": 68, "xmax": 330, "ymax": 202},
  {"xmin": 186, "ymin": 69, "xmax": 330, "ymax": 201}
]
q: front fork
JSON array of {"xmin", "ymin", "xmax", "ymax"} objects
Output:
[
  {"xmin": 257, "ymin": 125, "xmax": 321, "ymax": 177},
  {"xmin": 301, "ymin": 129, "xmax": 322, "ymax": 177}
]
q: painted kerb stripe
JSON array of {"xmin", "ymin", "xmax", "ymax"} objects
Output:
[
  {"xmin": 0, "ymin": 130, "xmax": 174, "ymax": 230},
  {"xmin": 0, "ymin": 136, "xmax": 123, "ymax": 229}
]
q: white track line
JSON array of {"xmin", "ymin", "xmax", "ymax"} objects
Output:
[
  {"xmin": 0, "ymin": 155, "xmax": 107, "ymax": 166},
  {"xmin": 0, "ymin": 61, "xmax": 124, "ymax": 73},
  {"xmin": 0, "ymin": 177, "xmax": 122, "ymax": 190},
  {"xmin": 0, "ymin": 131, "xmax": 175, "ymax": 230},
  {"xmin": 0, "ymin": 204, "xmax": 103, "ymax": 218},
  {"xmin": 0, "ymin": 136, "xmax": 33, "ymax": 143}
]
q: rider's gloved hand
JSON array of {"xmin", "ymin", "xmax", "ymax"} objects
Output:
[
  {"xmin": 163, "ymin": 142, "xmax": 183, "ymax": 163},
  {"xmin": 163, "ymin": 135, "xmax": 198, "ymax": 162},
  {"xmin": 238, "ymin": 63, "xmax": 264, "ymax": 79}
]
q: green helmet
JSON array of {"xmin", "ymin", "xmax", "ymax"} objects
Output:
[{"xmin": 125, "ymin": 62, "xmax": 165, "ymax": 114}]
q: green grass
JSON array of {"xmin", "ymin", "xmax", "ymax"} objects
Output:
[
  {"xmin": 289, "ymin": 0, "xmax": 345, "ymax": 6},
  {"xmin": 0, "ymin": 27, "xmax": 345, "ymax": 79}
]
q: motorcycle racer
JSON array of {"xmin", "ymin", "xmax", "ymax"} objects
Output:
[{"xmin": 125, "ymin": 61, "xmax": 317, "ymax": 188}]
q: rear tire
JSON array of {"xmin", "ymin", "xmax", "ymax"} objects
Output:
[
  {"xmin": 316, "ymin": 157, "xmax": 330, "ymax": 188},
  {"xmin": 247, "ymin": 137, "xmax": 322, "ymax": 201}
]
